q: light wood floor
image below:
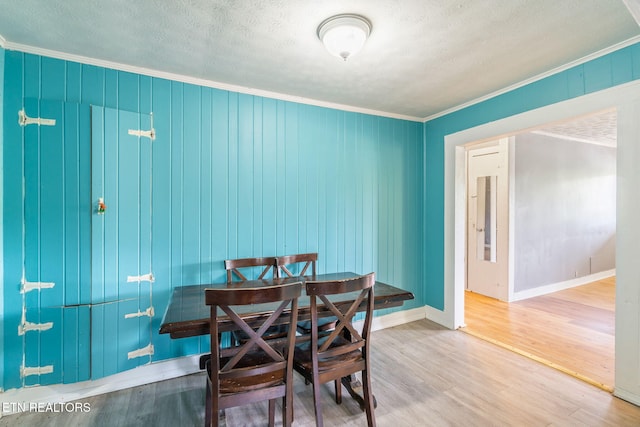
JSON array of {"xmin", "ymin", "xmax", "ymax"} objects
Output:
[
  {"xmin": 462, "ymin": 276, "xmax": 615, "ymax": 391},
  {"xmin": 3, "ymin": 317, "xmax": 640, "ymax": 426}
]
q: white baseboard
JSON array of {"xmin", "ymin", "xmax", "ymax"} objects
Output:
[
  {"xmin": 367, "ymin": 306, "xmax": 426, "ymax": 332},
  {"xmin": 0, "ymin": 355, "xmax": 203, "ymax": 416},
  {"xmin": 1, "ymin": 307, "xmax": 427, "ymax": 417},
  {"xmin": 510, "ymin": 269, "xmax": 615, "ymax": 302},
  {"xmin": 614, "ymin": 387, "xmax": 640, "ymax": 407},
  {"xmin": 425, "ymin": 305, "xmax": 452, "ymax": 329}
]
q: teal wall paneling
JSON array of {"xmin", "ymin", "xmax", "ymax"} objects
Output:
[
  {"xmin": 423, "ymin": 42, "xmax": 640, "ymax": 310},
  {"xmin": 40, "ymin": 57, "xmax": 65, "ymax": 100},
  {"xmin": 236, "ymin": 93, "xmax": 253, "ymax": 258},
  {"xmin": 2, "ymin": 50, "xmax": 24, "ymax": 390},
  {"xmin": 149, "ymin": 77, "xmax": 174, "ymax": 360},
  {"xmin": 3, "ymin": 96, "xmax": 92, "ymax": 388},
  {"xmin": 226, "ymin": 91, "xmax": 239, "ymax": 258},
  {"xmin": 199, "ymin": 87, "xmax": 213, "ymax": 284},
  {"xmin": 63, "ymin": 102, "xmax": 91, "ymax": 306},
  {"xmin": 65, "ymin": 61, "xmax": 81, "ymax": 102},
  {"xmin": 104, "ymin": 69, "xmax": 118, "ymax": 109},
  {"xmin": 23, "ymin": 54, "xmax": 40, "ymax": 99},
  {"xmin": 2, "ymin": 49, "xmax": 424, "ymax": 390},
  {"xmin": 62, "ymin": 306, "xmax": 90, "ymax": 384},
  {"xmin": 35, "ymin": 100, "xmax": 65, "ymax": 308},
  {"xmin": 260, "ymin": 98, "xmax": 277, "ymax": 258},
  {"xmin": 169, "ymin": 82, "xmax": 184, "ymax": 288},
  {"xmin": 91, "ymin": 106, "xmax": 154, "ymax": 378},
  {"xmin": 37, "ymin": 307, "xmax": 63, "ymax": 385},
  {"xmin": 182, "ymin": 83, "xmax": 203, "ymax": 284},
  {"xmin": 80, "ymin": 64, "xmax": 104, "ymax": 106},
  {"xmin": 210, "ymin": 88, "xmax": 230, "ymax": 275},
  {"xmin": 90, "ymin": 107, "xmax": 106, "ymax": 303}
]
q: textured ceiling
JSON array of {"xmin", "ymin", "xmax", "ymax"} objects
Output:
[
  {"xmin": 532, "ymin": 109, "xmax": 617, "ymax": 147},
  {"xmin": 0, "ymin": 1, "xmax": 638, "ymax": 120}
]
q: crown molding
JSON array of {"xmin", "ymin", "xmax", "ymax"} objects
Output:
[
  {"xmin": 423, "ymin": 35, "xmax": 640, "ymax": 123},
  {"xmin": 2, "ymin": 32, "xmax": 638, "ymax": 124},
  {"xmin": 2, "ymin": 40, "xmax": 422, "ymax": 123}
]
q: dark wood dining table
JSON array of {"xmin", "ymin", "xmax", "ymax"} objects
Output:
[
  {"xmin": 159, "ymin": 272, "xmax": 415, "ymax": 339},
  {"xmin": 159, "ymin": 272, "xmax": 414, "ymax": 410}
]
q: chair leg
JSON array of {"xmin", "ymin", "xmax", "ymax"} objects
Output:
[
  {"xmin": 268, "ymin": 399, "xmax": 275, "ymax": 427},
  {"xmin": 283, "ymin": 394, "xmax": 293, "ymax": 427},
  {"xmin": 211, "ymin": 391, "xmax": 220, "ymax": 427},
  {"xmin": 334, "ymin": 379, "xmax": 342, "ymax": 404},
  {"xmin": 312, "ymin": 379, "xmax": 324, "ymax": 427},
  {"xmin": 204, "ymin": 380, "xmax": 212, "ymax": 427},
  {"xmin": 362, "ymin": 368, "xmax": 376, "ymax": 427}
]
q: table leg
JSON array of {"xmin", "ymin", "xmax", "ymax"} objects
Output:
[{"xmin": 341, "ymin": 375, "xmax": 377, "ymax": 410}]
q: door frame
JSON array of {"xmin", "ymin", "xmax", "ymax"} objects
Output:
[{"xmin": 442, "ymin": 79, "xmax": 640, "ymax": 404}]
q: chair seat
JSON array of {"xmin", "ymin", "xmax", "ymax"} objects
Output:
[
  {"xmin": 296, "ymin": 317, "xmax": 338, "ymax": 335},
  {"xmin": 207, "ymin": 350, "xmax": 286, "ymax": 393},
  {"xmin": 294, "ymin": 335, "xmax": 363, "ymax": 370},
  {"xmin": 232, "ymin": 324, "xmax": 289, "ymax": 344}
]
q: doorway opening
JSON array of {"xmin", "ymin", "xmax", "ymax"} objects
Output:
[
  {"xmin": 462, "ymin": 109, "xmax": 617, "ymax": 391},
  {"xmin": 443, "ymin": 80, "xmax": 640, "ymax": 404}
]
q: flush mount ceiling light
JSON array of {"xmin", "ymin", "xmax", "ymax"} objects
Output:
[{"xmin": 317, "ymin": 14, "xmax": 372, "ymax": 61}]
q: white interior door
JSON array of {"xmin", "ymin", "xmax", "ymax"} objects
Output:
[{"xmin": 467, "ymin": 141, "xmax": 509, "ymax": 300}]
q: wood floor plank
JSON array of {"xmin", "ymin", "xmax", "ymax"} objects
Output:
[
  {"xmin": 2, "ymin": 317, "xmax": 638, "ymax": 426},
  {"xmin": 462, "ymin": 277, "xmax": 616, "ymax": 390}
]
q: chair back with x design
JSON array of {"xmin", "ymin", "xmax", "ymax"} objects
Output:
[
  {"xmin": 293, "ymin": 273, "xmax": 376, "ymax": 427},
  {"xmin": 306, "ymin": 273, "xmax": 374, "ymax": 359},
  {"xmin": 224, "ymin": 256, "xmax": 277, "ymax": 282},
  {"xmin": 276, "ymin": 253, "xmax": 317, "ymax": 278},
  {"xmin": 205, "ymin": 282, "xmax": 302, "ymax": 427}
]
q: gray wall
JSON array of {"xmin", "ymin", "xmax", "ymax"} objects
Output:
[{"xmin": 513, "ymin": 133, "xmax": 616, "ymax": 293}]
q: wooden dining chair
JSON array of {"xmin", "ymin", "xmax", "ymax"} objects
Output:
[
  {"xmin": 223, "ymin": 256, "xmax": 286, "ymax": 345},
  {"xmin": 204, "ymin": 282, "xmax": 302, "ymax": 427},
  {"xmin": 276, "ymin": 253, "xmax": 317, "ymax": 278},
  {"xmin": 293, "ymin": 273, "xmax": 376, "ymax": 427},
  {"xmin": 225, "ymin": 256, "xmax": 277, "ymax": 282},
  {"xmin": 199, "ymin": 256, "xmax": 281, "ymax": 372},
  {"xmin": 276, "ymin": 253, "xmax": 336, "ymax": 335}
]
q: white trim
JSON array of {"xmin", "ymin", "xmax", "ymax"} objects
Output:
[
  {"xmin": 511, "ymin": 269, "xmax": 615, "ymax": 302},
  {"xmin": 613, "ymin": 388, "xmax": 640, "ymax": 407},
  {"xmin": 423, "ymin": 35, "xmax": 640, "ymax": 122},
  {"xmin": 370, "ymin": 306, "xmax": 426, "ymax": 331},
  {"xmin": 0, "ymin": 43, "xmax": 5, "ymax": 394},
  {"xmin": 444, "ymin": 79, "xmax": 640, "ymax": 330},
  {"xmin": 354, "ymin": 307, "xmax": 426, "ymax": 332},
  {"xmin": 0, "ymin": 34, "xmax": 6, "ymax": 49},
  {"xmin": 1, "ymin": 41, "xmax": 422, "ymax": 123},
  {"xmin": 424, "ymin": 305, "xmax": 453, "ymax": 329},
  {"xmin": 614, "ymin": 95, "xmax": 640, "ymax": 400},
  {"xmin": 0, "ymin": 355, "xmax": 203, "ymax": 416},
  {"xmin": 507, "ymin": 136, "xmax": 517, "ymax": 302}
]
